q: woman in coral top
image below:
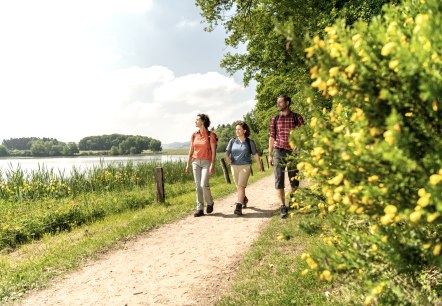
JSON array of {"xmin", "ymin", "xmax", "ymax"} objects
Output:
[{"xmin": 185, "ymin": 114, "xmax": 217, "ymax": 217}]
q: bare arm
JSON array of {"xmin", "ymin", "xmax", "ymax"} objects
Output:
[
  {"xmin": 209, "ymin": 140, "xmax": 216, "ymax": 175},
  {"xmin": 268, "ymin": 136, "xmax": 275, "ymax": 166},
  {"xmin": 185, "ymin": 135, "xmax": 194, "ymax": 173}
]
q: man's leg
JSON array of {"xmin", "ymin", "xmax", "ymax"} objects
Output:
[{"xmin": 273, "ymin": 149, "xmax": 288, "ymax": 218}]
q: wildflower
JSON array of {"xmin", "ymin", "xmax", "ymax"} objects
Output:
[
  {"xmin": 427, "ymin": 212, "xmax": 439, "ymax": 223},
  {"xmin": 409, "ymin": 211, "xmax": 422, "ymax": 223},
  {"xmin": 381, "ymin": 42, "xmax": 395, "ymax": 56},
  {"xmin": 301, "ymin": 269, "xmax": 310, "ymax": 276},
  {"xmin": 310, "ymin": 117, "xmax": 318, "ymax": 128},
  {"xmin": 320, "ymin": 270, "xmax": 333, "ymax": 281},
  {"xmin": 333, "ymin": 125, "xmax": 345, "ymax": 133},
  {"xmin": 344, "ymin": 64, "xmax": 356, "ymax": 77},
  {"xmin": 328, "ymin": 87, "xmax": 339, "ymax": 96},
  {"xmin": 306, "ymin": 258, "xmax": 318, "ymax": 270},
  {"xmin": 389, "ymin": 60, "xmax": 399, "ymax": 71},
  {"xmin": 433, "ymin": 244, "xmax": 441, "ymax": 256},
  {"xmin": 329, "ymin": 67, "xmax": 339, "ymax": 77},
  {"xmin": 328, "ymin": 173, "xmax": 344, "ymax": 185},
  {"xmin": 384, "ymin": 205, "xmax": 397, "ymax": 215},
  {"xmin": 429, "ymin": 174, "xmax": 442, "ymax": 185}
]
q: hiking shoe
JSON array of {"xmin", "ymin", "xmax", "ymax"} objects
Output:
[
  {"xmin": 234, "ymin": 203, "xmax": 243, "ymax": 216},
  {"xmin": 206, "ymin": 203, "xmax": 214, "ymax": 214},
  {"xmin": 280, "ymin": 205, "xmax": 288, "ymax": 218},
  {"xmin": 242, "ymin": 196, "xmax": 249, "ymax": 208},
  {"xmin": 194, "ymin": 210, "xmax": 204, "ymax": 217}
]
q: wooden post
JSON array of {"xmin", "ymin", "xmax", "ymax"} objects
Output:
[
  {"xmin": 259, "ymin": 157, "xmax": 264, "ymax": 172},
  {"xmin": 220, "ymin": 158, "xmax": 231, "ymax": 184},
  {"xmin": 264, "ymin": 154, "xmax": 270, "ymax": 169},
  {"xmin": 154, "ymin": 167, "xmax": 165, "ymax": 202}
]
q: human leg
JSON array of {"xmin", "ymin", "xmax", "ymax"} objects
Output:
[
  {"xmin": 200, "ymin": 159, "xmax": 214, "ymax": 213},
  {"xmin": 192, "ymin": 160, "xmax": 204, "ymax": 216},
  {"xmin": 274, "ymin": 149, "xmax": 289, "ymax": 218}
]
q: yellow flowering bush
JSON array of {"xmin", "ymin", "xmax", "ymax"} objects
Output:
[{"xmin": 294, "ymin": 0, "xmax": 442, "ymax": 303}]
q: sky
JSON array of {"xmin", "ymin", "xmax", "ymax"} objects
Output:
[{"xmin": 0, "ymin": 0, "xmax": 256, "ymax": 145}]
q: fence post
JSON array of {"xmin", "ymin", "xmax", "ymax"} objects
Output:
[
  {"xmin": 154, "ymin": 167, "xmax": 165, "ymax": 202},
  {"xmin": 264, "ymin": 154, "xmax": 270, "ymax": 169},
  {"xmin": 259, "ymin": 157, "xmax": 265, "ymax": 172},
  {"xmin": 220, "ymin": 158, "xmax": 231, "ymax": 184}
]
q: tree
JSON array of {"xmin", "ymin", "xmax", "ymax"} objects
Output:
[
  {"xmin": 0, "ymin": 145, "xmax": 8, "ymax": 157},
  {"xmin": 196, "ymin": 0, "xmax": 396, "ymax": 148}
]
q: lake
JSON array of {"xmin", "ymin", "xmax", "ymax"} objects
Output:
[{"xmin": 0, "ymin": 155, "xmax": 188, "ymax": 175}]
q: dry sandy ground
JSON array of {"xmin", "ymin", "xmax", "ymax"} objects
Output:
[{"xmin": 15, "ymin": 174, "xmax": 282, "ymax": 306}]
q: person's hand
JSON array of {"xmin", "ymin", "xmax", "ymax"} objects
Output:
[
  {"xmin": 185, "ymin": 164, "xmax": 190, "ymax": 174},
  {"xmin": 268, "ymin": 155, "xmax": 274, "ymax": 166},
  {"xmin": 209, "ymin": 163, "xmax": 215, "ymax": 175},
  {"xmin": 226, "ymin": 157, "xmax": 231, "ymax": 165}
]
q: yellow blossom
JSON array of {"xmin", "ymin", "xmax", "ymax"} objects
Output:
[
  {"xmin": 328, "ymin": 173, "xmax": 344, "ymax": 185},
  {"xmin": 301, "ymin": 269, "xmax": 310, "ymax": 276},
  {"xmin": 433, "ymin": 244, "xmax": 441, "ymax": 256},
  {"xmin": 381, "ymin": 42, "xmax": 396, "ymax": 56},
  {"xmin": 381, "ymin": 214, "xmax": 394, "ymax": 225},
  {"xmin": 417, "ymin": 196, "xmax": 430, "ymax": 207},
  {"xmin": 389, "ymin": 59, "xmax": 399, "ymax": 71},
  {"xmin": 433, "ymin": 100, "xmax": 439, "ymax": 111},
  {"xmin": 329, "ymin": 67, "xmax": 339, "ymax": 77},
  {"xmin": 364, "ymin": 295, "xmax": 374, "ymax": 305},
  {"xmin": 384, "ymin": 205, "xmax": 397, "ymax": 215},
  {"xmin": 277, "ymin": 235, "xmax": 285, "ymax": 240},
  {"xmin": 304, "ymin": 46, "xmax": 315, "ymax": 58},
  {"xmin": 429, "ymin": 174, "xmax": 442, "ymax": 185},
  {"xmin": 352, "ymin": 34, "xmax": 362, "ymax": 43},
  {"xmin": 427, "ymin": 212, "xmax": 439, "ymax": 223},
  {"xmin": 328, "ymin": 87, "xmax": 339, "ymax": 96},
  {"xmin": 409, "ymin": 211, "xmax": 422, "ymax": 223},
  {"xmin": 381, "ymin": 236, "xmax": 388, "ymax": 243},
  {"xmin": 415, "ymin": 14, "xmax": 429, "ymax": 25},
  {"xmin": 383, "ymin": 130, "xmax": 395, "ymax": 145},
  {"xmin": 309, "ymin": 66, "xmax": 318, "ymax": 78},
  {"xmin": 310, "ymin": 117, "xmax": 318, "ymax": 128},
  {"xmin": 344, "ymin": 64, "xmax": 356, "ymax": 77},
  {"xmin": 405, "ymin": 112, "xmax": 413, "ymax": 117},
  {"xmin": 371, "ymin": 244, "xmax": 378, "ymax": 252},
  {"xmin": 301, "ymin": 253, "xmax": 310, "ymax": 260},
  {"xmin": 423, "ymin": 243, "xmax": 431, "ymax": 250},
  {"xmin": 306, "ymin": 257, "xmax": 318, "ymax": 270},
  {"xmin": 326, "ymin": 78, "xmax": 335, "ymax": 86},
  {"xmin": 368, "ymin": 175, "xmax": 379, "ymax": 182},
  {"xmin": 320, "ymin": 270, "xmax": 333, "ymax": 281},
  {"xmin": 333, "ymin": 125, "xmax": 345, "ymax": 133}
]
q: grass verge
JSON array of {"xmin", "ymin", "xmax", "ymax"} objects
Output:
[
  {"xmin": 0, "ymin": 163, "xmax": 268, "ymax": 304},
  {"xmin": 216, "ymin": 212, "xmax": 349, "ymax": 306}
]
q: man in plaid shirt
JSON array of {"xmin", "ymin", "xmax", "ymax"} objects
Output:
[{"xmin": 268, "ymin": 95, "xmax": 304, "ymax": 218}]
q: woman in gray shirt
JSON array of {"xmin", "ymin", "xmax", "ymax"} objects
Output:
[{"xmin": 226, "ymin": 121, "xmax": 263, "ymax": 215}]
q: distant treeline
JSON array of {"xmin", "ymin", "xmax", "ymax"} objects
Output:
[{"xmin": 0, "ymin": 134, "xmax": 162, "ymax": 157}]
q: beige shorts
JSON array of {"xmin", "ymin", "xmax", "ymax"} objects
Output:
[{"xmin": 231, "ymin": 164, "xmax": 252, "ymax": 187}]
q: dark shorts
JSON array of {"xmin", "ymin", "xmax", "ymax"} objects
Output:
[{"xmin": 273, "ymin": 148, "xmax": 299, "ymax": 190}]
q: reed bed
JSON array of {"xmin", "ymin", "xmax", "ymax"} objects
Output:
[{"xmin": 0, "ymin": 159, "xmax": 224, "ymax": 251}]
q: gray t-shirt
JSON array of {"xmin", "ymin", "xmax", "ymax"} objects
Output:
[{"xmin": 226, "ymin": 138, "xmax": 257, "ymax": 165}]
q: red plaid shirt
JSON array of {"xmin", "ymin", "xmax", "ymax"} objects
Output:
[{"xmin": 269, "ymin": 112, "xmax": 304, "ymax": 150}]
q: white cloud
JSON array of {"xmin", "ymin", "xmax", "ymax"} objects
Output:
[
  {"xmin": 176, "ymin": 17, "xmax": 200, "ymax": 29},
  {"xmin": 0, "ymin": 1, "xmax": 257, "ymax": 146}
]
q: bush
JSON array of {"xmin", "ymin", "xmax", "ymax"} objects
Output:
[{"xmin": 291, "ymin": 0, "xmax": 442, "ymax": 304}]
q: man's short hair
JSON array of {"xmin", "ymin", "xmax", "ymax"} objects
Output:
[{"xmin": 278, "ymin": 95, "xmax": 291, "ymax": 105}]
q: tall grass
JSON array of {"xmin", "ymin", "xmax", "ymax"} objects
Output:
[
  {"xmin": 0, "ymin": 159, "xmax": 194, "ymax": 201},
  {"xmin": 0, "ymin": 158, "xmax": 225, "ymax": 250}
]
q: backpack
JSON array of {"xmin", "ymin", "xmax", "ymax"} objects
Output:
[{"xmin": 273, "ymin": 112, "xmax": 300, "ymax": 138}]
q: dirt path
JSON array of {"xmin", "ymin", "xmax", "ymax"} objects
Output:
[{"xmin": 15, "ymin": 174, "xmax": 280, "ymax": 306}]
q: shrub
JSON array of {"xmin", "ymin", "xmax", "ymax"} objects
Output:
[{"xmin": 291, "ymin": 0, "xmax": 441, "ymax": 304}]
